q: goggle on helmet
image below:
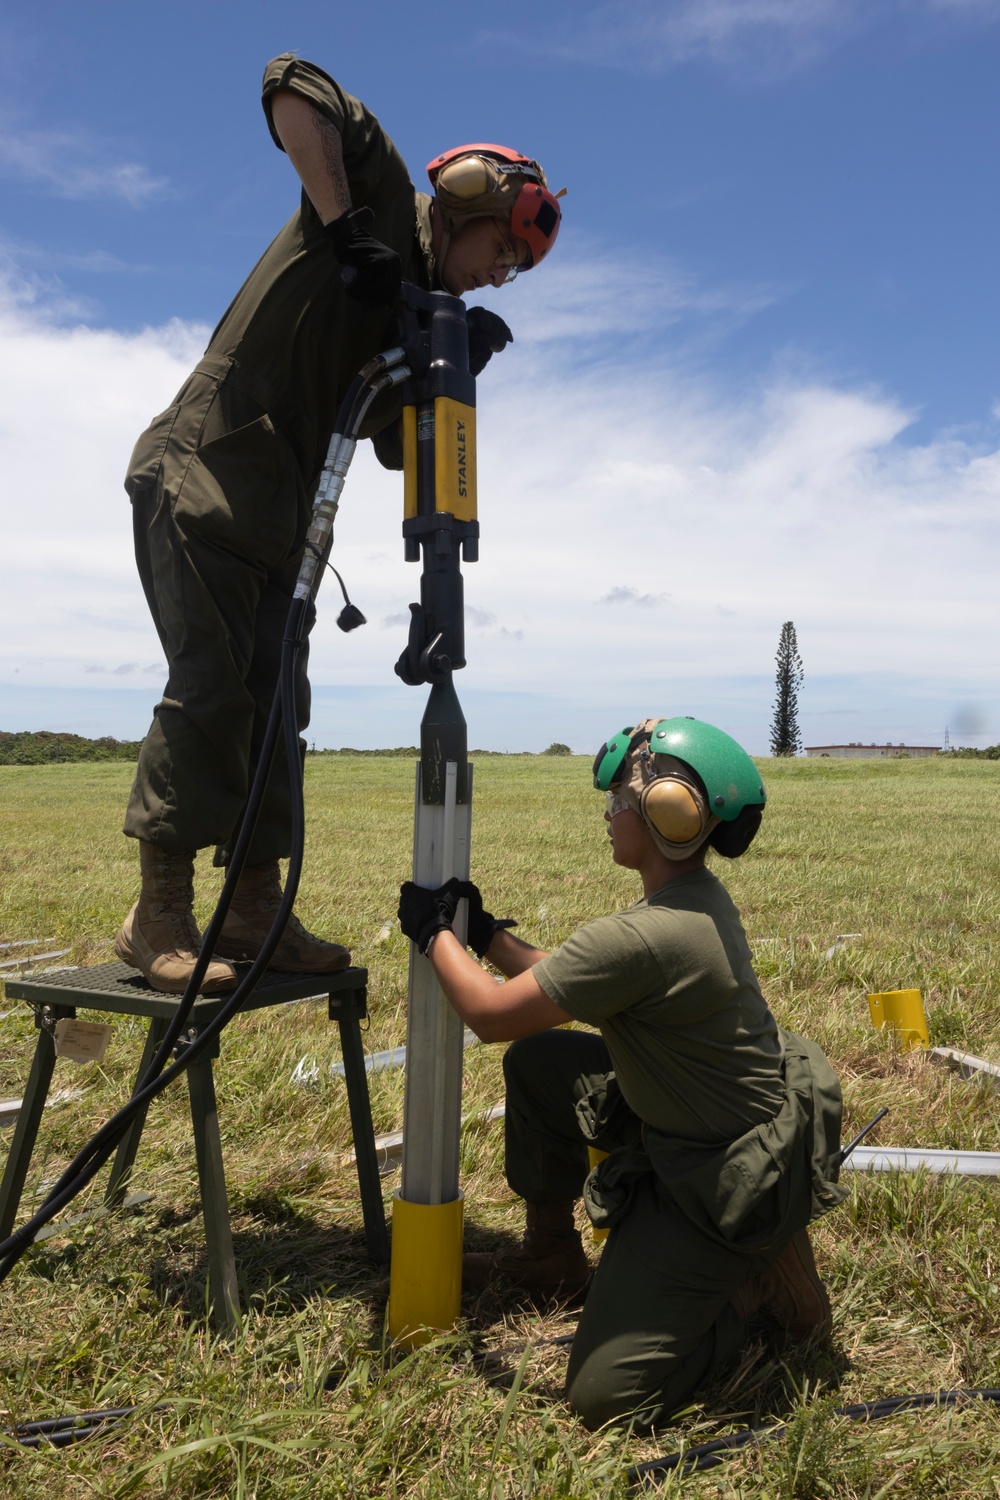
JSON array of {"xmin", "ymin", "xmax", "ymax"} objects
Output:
[
  {"xmin": 427, "ymin": 143, "xmax": 564, "ymax": 272},
  {"xmin": 592, "ymin": 725, "xmax": 636, "ymax": 792}
]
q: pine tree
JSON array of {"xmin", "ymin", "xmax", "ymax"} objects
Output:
[{"xmin": 770, "ymin": 621, "xmax": 804, "ymax": 756}]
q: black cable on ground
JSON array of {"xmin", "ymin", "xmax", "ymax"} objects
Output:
[
  {"xmin": 9, "ymin": 1386, "xmax": 1000, "ymax": 1465},
  {"xmin": 7, "ymin": 1402, "xmax": 173, "ymax": 1450},
  {"xmin": 625, "ymin": 1388, "xmax": 1000, "ymax": 1489},
  {"xmin": 465, "ymin": 1333, "xmax": 1000, "ymax": 1487}
]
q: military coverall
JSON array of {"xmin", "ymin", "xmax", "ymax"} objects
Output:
[
  {"xmin": 123, "ymin": 55, "xmax": 432, "ymax": 864},
  {"xmin": 508, "ymin": 868, "xmax": 846, "ymax": 1430}
]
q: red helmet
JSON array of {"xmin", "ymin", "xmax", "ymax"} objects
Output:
[{"xmin": 427, "ymin": 143, "xmax": 563, "ymax": 271}]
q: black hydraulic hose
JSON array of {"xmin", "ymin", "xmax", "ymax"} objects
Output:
[
  {"xmin": 625, "ymin": 1388, "xmax": 1000, "ymax": 1489},
  {"xmin": 0, "ymin": 351, "xmax": 396, "ymax": 1280},
  {"xmin": 16, "ymin": 1424, "xmax": 114, "ymax": 1450},
  {"xmin": 9, "ymin": 1401, "xmax": 173, "ymax": 1449},
  {"xmin": 10, "ymin": 1386, "xmax": 1000, "ymax": 1461}
]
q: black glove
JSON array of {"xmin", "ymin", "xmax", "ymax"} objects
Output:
[
  {"xmin": 398, "ymin": 877, "xmax": 465, "ymax": 954},
  {"xmin": 324, "ymin": 207, "xmax": 402, "ymax": 309},
  {"xmin": 466, "ymin": 306, "xmax": 513, "ymax": 378},
  {"xmin": 457, "ymin": 880, "xmax": 518, "ymax": 959}
]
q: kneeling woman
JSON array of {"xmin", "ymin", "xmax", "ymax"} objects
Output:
[{"xmin": 397, "ymin": 716, "xmax": 846, "ymax": 1431}]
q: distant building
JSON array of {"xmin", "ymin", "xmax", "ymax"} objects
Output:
[{"xmin": 804, "ymin": 742, "xmax": 940, "ymax": 760}]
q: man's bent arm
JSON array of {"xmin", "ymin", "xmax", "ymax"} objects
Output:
[
  {"xmin": 270, "ymin": 90, "xmax": 351, "ymax": 224},
  {"xmin": 427, "ymin": 931, "xmax": 571, "ymax": 1043}
]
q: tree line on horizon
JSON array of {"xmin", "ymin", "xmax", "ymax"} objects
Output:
[
  {"xmin": 0, "ymin": 732, "xmax": 578, "ymax": 766},
  {"xmin": 4, "ymin": 666, "xmax": 994, "ymax": 765},
  {"xmin": 0, "ymin": 731, "xmax": 143, "ymax": 765}
]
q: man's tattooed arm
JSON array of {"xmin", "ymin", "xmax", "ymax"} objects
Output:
[
  {"xmin": 269, "ymin": 90, "xmax": 353, "ymax": 224},
  {"xmin": 310, "ymin": 109, "xmax": 352, "ymax": 217}
]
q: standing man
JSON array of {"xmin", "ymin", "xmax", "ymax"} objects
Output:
[
  {"xmin": 398, "ymin": 716, "xmax": 846, "ymax": 1431},
  {"xmin": 116, "ymin": 54, "xmax": 563, "ymax": 995}
]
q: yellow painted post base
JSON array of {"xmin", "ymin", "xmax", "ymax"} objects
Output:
[
  {"xmin": 867, "ymin": 988, "xmax": 929, "ymax": 1050},
  {"xmin": 387, "ymin": 1192, "xmax": 464, "ymax": 1347},
  {"xmin": 587, "ymin": 1147, "xmax": 609, "ymax": 1244}
]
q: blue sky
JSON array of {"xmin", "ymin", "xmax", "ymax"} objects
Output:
[{"xmin": 1, "ymin": 0, "xmax": 998, "ymax": 753}]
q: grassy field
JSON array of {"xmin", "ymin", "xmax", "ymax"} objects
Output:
[{"xmin": 2, "ymin": 753, "xmax": 1000, "ymax": 1497}]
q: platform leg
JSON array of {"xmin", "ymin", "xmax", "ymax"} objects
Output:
[
  {"xmin": 186, "ymin": 1044, "xmax": 240, "ymax": 1333},
  {"xmin": 104, "ymin": 1016, "xmax": 170, "ymax": 1208},
  {"xmin": 335, "ymin": 992, "xmax": 389, "ymax": 1265},
  {"xmin": 0, "ymin": 1022, "xmax": 61, "ymax": 1241}
]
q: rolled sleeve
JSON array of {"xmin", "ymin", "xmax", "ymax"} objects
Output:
[{"xmin": 261, "ymin": 54, "xmax": 411, "ymax": 216}]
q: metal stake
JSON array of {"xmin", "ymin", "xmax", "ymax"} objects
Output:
[{"xmin": 400, "ymin": 755, "xmax": 472, "ymax": 1206}]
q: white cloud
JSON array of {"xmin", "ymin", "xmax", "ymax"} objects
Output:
[
  {"xmin": 0, "ymin": 237, "xmax": 99, "ymax": 322},
  {"xmin": 484, "ymin": 0, "xmax": 1000, "ymax": 78},
  {"xmin": 0, "ymin": 281, "xmax": 207, "ymax": 692},
  {"xmin": 316, "ymin": 290, "xmax": 1000, "ymax": 750},
  {"xmin": 599, "ymin": 586, "xmax": 671, "ymax": 608},
  {"xmin": 0, "ymin": 119, "xmax": 166, "ymax": 205},
  {"xmin": 0, "ymin": 250, "xmax": 996, "ymax": 753},
  {"xmin": 83, "ymin": 662, "xmax": 163, "ymax": 676},
  {"xmin": 476, "ymin": 243, "xmax": 775, "ymax": 347}
]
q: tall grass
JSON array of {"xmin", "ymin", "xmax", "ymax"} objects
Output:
[{"xmin": 1, "ymin": 754, "xmax": 1000, "ymax": 1496}]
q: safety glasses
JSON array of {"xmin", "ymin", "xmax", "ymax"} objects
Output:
[
  {"xmin": 605, "ymin": 791, "xmax": 630, "ymax": 818},
  {"xmin": 494, "ymin": 226, "xmax": 527, "ymax": 284}
]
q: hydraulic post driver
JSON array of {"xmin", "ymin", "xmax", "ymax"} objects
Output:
[{"xmin": 387, "ymin": 284, "xmax": 477, "ymax": 1345}]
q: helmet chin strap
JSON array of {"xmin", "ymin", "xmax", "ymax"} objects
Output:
[
  {"xmin": 429, "ymin": 199, "xmax": 457, "ymax": 294},
  {"xmin": 431, "ymin": 212, "xmax": 509, "ymax": 297},
  {"xmin": 437, "ymin": 233, "xmax": 457, "ymax": 293}
]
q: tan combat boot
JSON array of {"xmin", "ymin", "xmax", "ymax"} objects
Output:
[
  {"xmin": 463, "ymin": 1201, "xmax": 592, "ymax": 1304},
  {"xmin": 214, "ymin": 860, "xmax": 351, "ymax": 974},
  {"xmin": 729, "ymin": 1227, "xmax": 832, "ymax": 1341},
  {"xmin": 115, "ymin": 842, "xmax": 237, "ymax": 995}
]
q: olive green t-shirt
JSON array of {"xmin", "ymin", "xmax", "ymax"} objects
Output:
[
  {"xmin": 533, "ymin": 869, "xmax": 785, "ymax": 1145},
  {"xmin": 200, "ymin": 54, "xmax": 434, "ymax": 487}
]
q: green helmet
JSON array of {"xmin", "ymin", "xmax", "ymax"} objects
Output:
[
  {"xmin": 593, "ymin": 715, "xmax": 766, "ymax": 859},
  {"xmin": 645, "ymin": 717, "xmax": 765, "ymax": 823}
]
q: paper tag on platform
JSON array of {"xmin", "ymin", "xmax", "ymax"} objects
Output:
[{"xmin": 53, "ymin": 1019, "xmax": 112, "ymax": 1063}]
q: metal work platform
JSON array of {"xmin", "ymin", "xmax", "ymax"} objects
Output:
[{"xmin": 0, "ymin": 962, "xmax": 388, "ymax": 1329}]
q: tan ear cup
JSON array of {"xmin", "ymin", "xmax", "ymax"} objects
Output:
[
  {"xmin": 643, "ymin": 778, "xmax": 706, "ymax": 845},
  {"xmin": 436, "ymin": 156, "xmax": 496, "ymax": 199}
]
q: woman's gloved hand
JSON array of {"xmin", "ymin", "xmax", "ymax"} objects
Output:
[
  {"xmin": 397, "ymin": 877, "xmax": 465, "ymax": 953},
  {"xmin": 457, "ymin": 880, "xmax": 518, "ymax": 959}
]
